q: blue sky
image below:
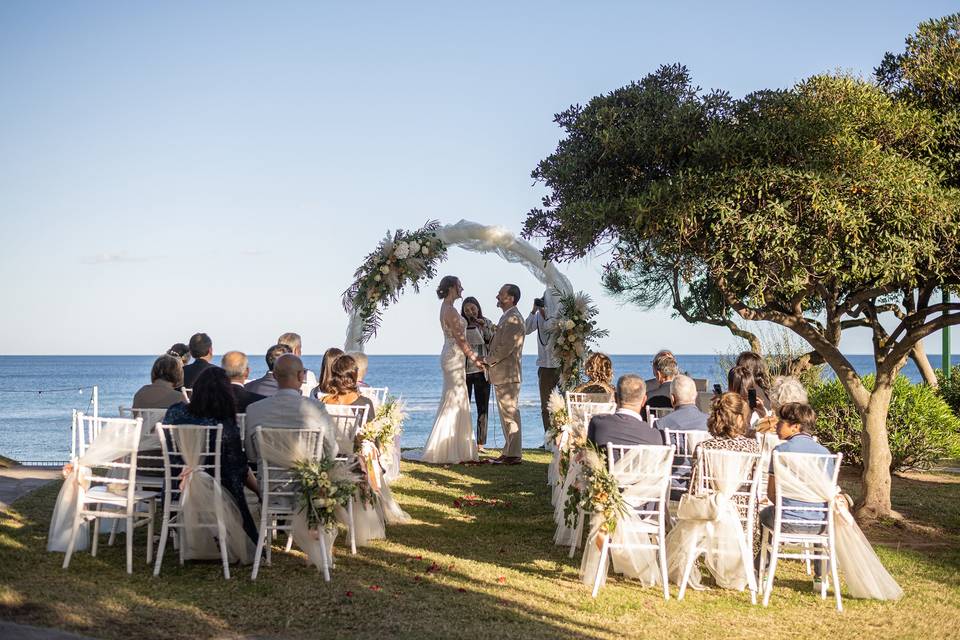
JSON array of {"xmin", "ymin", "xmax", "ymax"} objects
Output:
[{"xmin": 0, "ymin": 1, "xmax": 955, "ymax": 356}]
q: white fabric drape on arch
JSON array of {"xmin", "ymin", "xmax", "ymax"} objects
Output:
[
  {"xmin": 177, "ymin": 427, "xmax": 252, "ymax": 564},
  {"xmin": 344, "ymin": 220, "xmax": 574, "ymax": 351},
  {"xmin": 47, "ymin": 422, "xmax": 140, "ymax": 552},
  {"xmin": 773, "ymin": 453, "xmax": 903, "ymax": 600},
  {"xmin": 579, "ymin": 445, "xmax": 673, "ymax": 588},
  {"xmin": 666, "ymin": 450, "xmax": 758, "ymax": 591}
]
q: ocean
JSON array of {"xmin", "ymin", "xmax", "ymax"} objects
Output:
[{"xmin": 0, "ymin": 354, "xmax": 957, "ymax": 463}]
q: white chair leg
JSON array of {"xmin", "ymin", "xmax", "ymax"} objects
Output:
[
  {"xmin": 804, "ymin": 542, "xmax": 813, "ymax": 575},
  {"xmin": 285, "ymin": 532, "xmax": 294, "ymax": 553},
  {"xmin": 154, "ymin": 518, "xmax": 169, "ymax": 576},
  {"xmin": 319, "ymin": 531, "xmax": 331, "ymax": 583},
  {"xmin": 146, "ymin": 501, "xmax": 155, "ymax": 565},
  {"xmin": 591, "ymin": 539, "xmax": 609, "ymax": 598},
  {"xmin": 757, "ymin": 527, "xmax": 769, "ymax": 593},
  {"xmin": 108, "ymin": 518, "xmax": 118, "ymax": 547},
  {"xmin": 91, "ymin": 517, "xmax": 100, "ymax": 557},
  {"xmin": 125, "ymin": 516, "xmax": 134, "ymax": 574},
  {"xmin": 762, "ymin": 532, "xmax": 780, "ymax": 607},
  {"xmin": 568, "ymin": 511, "xmax": 583, "ymax": 559},
  {"xmin": 251, "ymin": 529, "xmax": 267, "ymax": 580},
  {"xmin": 658, "ymin": 535, "xmax": 670, "ymax": 601},
  {"xmin": 348, "ymin": 499, "xmax": 356, "ymax": 555},
  {"xmin": 830, "ymin": 548, "xmax": 843, "ymax": 612},
  {"xmin": 62, "ymin": 516, "xmax": 83, "ymax": 570},
  {"xmin": 216, "ymin": 509, "xmax": 231, "ymax": 579},
  {"xmin": 677, "ymin": 539, "xmax": 699, "ymax": 601}
]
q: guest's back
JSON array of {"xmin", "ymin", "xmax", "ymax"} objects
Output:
[
  {"xmin": 588, "ymin": 411, "xmax": 664, "ymax": 448},
  {"xmin": 244, "ymin": 390, "xmax": 336, "ymax": 459},
  {"xmin": 244, "ymin": 343, "xmax": 292, "ymax": 398},
  {"xmin": 182, "ymin": 332, "xmax": 214, "ymax": 388},
  {"xmin": 133, "ymin": 355, "xmax": 186, "ymax": 409}
]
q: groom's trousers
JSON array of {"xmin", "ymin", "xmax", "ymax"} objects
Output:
[{"xmin": 494, "ymin": 382, "xmax": 523, "ymax": 458}]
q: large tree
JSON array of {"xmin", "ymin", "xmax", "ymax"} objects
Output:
[{"xmin": 523, "ymin": 64, "xmax": 960, "ymax": 520}]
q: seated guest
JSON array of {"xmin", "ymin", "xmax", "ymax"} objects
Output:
[
  {"xmin": 759, "ymin": 402, "xmax": 834, "ymax": 583},
  {"xmin": 321, "ymin": 355, "xmax": 375, "ymax": 423},
  {"xmin": 587, "ymin": 374, "xmax": 664, "ymax": 449},
  {"xmin": 736, "ymin": 351, "xmax": 772, "ymax": 407},
  {"xmin": 182, "ymin": 332, "xmax": 214, "ymax": 389},
  {"xmin": 133, "ymin": 355, "xmax": 186, "ymax": 409},
  {"xmin": 244, "ymin": 343, "xmax": 292, "ymax": 397},
  {"xmin": 656, "ymin": 375, "xmax": 708, "ymax": 499},
  {"xmin": 728, "ymin": 364, "xmax": 769, "ymax": 431},
  {"xmin": 313, "ymin": 347, "xmax": 344, "ymax": 398},
  {"xmin": 166, "ymin": 343, "xmax": 190, "ymax": 367},
  {"xmin": 277, "ymin": 331, "xmax": 319, "ymax": 394},
  {"xmin": 645, "ymin": 355, "xmax": 678, "ymax": 411},
  {"xmin": 655, "ymin": 375, "xmax": 708, "ymax": 432},
  {"xmin": 572, "ymin": 352, "xmax": 615, "ymax": 397},
  {"xmin": 688, "ymin": 392, "xmax": 760, "ymax": 523},
  {"xmin": 162, "ymin": 367, "xmax": 259, "ymax": 543},
  {"xmin": 347, "ymin": 351, "xmax": 371, "ymax": 389},
  {"xmin": 222, "ymin": 351, "xmax": 265, "ymax": 412},
  {"xmin": 755, "ymin": 375, "xmax": 808, "ymax": 433},
  {"xmin": 244, "ymin": 354, "xmax": 338, "ymax": 462},
  {"xmin": 644, "ymin": 348, "xmax": 674, "ymax": 388}
]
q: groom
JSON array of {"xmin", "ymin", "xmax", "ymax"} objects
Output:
[{"xmin": 484, "ymin": 283, "xmax": 525, "ymax": 464}]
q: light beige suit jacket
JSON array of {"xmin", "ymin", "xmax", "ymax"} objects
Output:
[{"xmin": 487, "ymin": 306, "xmax": 525, "ymax": 385}]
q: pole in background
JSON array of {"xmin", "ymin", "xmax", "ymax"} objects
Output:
[{"xmin": 945, "ymin": 289, "xmax": 952, "ymax": 381}]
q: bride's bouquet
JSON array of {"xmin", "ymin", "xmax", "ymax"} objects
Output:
[{"xmin": 342, "ymin": 221, "xmax": 448, "ymax": 343}]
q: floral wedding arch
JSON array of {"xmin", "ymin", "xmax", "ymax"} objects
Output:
[{"xmin": 341, "ymin": 219, "xmax": 606, "ymax": 387}]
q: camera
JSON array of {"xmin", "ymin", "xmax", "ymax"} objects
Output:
[{"xmin": 534, "ymin": 297, "xmax": 545, "ymax": 308}]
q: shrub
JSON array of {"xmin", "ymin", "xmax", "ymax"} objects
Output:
[
  {"xmin": 935, "ymin": 365, "xmax": 960, "ymax": 418},
  {"xmin": 807, "ymin": 374, "xmax": 960, "ymax": 471}
]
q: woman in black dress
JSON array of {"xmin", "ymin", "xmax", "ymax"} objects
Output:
[{"xmin": 163, "ymin": 367, "xmax": 259, "ymax": 543}]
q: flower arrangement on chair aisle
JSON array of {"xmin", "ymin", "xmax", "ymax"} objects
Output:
[
  {"xmin": 563, "ymin": 443, "xmax": 627, "ymax": 542},
  {"xmin": 342, "ymin": 220, "xmax": 448, "ymax": 342},
  {"xmin": 354, "ymin": 396, "xmax": 407, "ymax": 503},
  {"xmin": 291, "ymin": 458, "xmax": 360, "ymax": 531},
  {"xmin": 551, "ymin": 291, "xmax": 609, "ymax": 389}
]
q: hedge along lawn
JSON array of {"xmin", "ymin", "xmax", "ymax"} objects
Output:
[{"xmin": 1, "ymin": 452, "xmax": 958, "ymax": 640}]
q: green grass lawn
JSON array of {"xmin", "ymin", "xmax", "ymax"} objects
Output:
[{"xmin": 1, "ymin": 451, "xmax": 959, "ymax": 640}]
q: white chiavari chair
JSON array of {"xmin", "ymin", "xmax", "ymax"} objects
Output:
[
  {"xmin": 646, "ymin": 406, "xmax": 673, "ymax": 428},
  {"xmin": 154, "ymin": 423, "xmax": 233, "ymax": 578},
  {"xmin": 251, "ymin": 427, "xmax": 330, "ymax": 580},
  {"xmin": 61, "ymin": 416, "xmax": 158, "ymax": 574},
  {"xmin": 323, "ymin": 404, "xmax": 369, "ymax": 555},
  {"xmin": 587, "ymin": 443, "xmax": 674, "ymax": 599},
  {"xmin": 662, "ymin": 429, "xmax": 713, "ymax": 510},
  {"xmin": 676, "ymin": 449, "xmax": 762, "ymax": 604},
  {"xmin": 759, "ymin": 451, "xmax": 843, "ymax": 611},
  {"xmin": 360, "ymin": 386, "xmax": 389, "ymax": 407}
]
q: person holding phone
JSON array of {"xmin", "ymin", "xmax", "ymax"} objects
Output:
[
  {"xmin": 525, "ymin": 289, "xmax": 560, "ymax": 436},
  {"xmin": 462, "ymin": 296, "xmax": 495, "ymax": 450},
  {"xmin": 727, "ymin": 365, "xmax": 770, "ymax": 433}
]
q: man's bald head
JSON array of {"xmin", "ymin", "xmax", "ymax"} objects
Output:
[
  {"xmin": 221, "ymin": 351, "xmax": 249, "ymax": 382},
  {"xmin": 274, "ymin": 354, "xmax": 305, "ymax": 389}
]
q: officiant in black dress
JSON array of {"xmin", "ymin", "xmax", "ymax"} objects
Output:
[{"xmin": 462, "ymin": 297, "xmax": 495, "ymax": 450}]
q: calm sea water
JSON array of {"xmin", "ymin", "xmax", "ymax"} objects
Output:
[{"xmin": 1, "ymin": 354, "xmax": 957, "ymax": 462}]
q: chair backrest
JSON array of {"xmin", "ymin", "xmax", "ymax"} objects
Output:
[
  {"xmin": 253, "ymin": 426, "xmax": 326, "ymax": 513},
  {"xmin": 361, "ymin": 386, "xmax": 389, "ymax": 407},
  {"xmin": 646, "ymin": 406, "xmax": 673, "ymax": 427},
  {"xmin": 694, "ymin": 448, "xmax": 762, "ymax": 533},
  {"xmin": 755, "ymin": 431, "xmax": 781, "ymax": 497},
  {"xmin": 76, "ymin": 412, "xmax": 145, "ymax": 457},
  {"xmin": 605, "ymin": 443, "xmax": 674, "ymax": 517},
  {"xmin": 119, "ymin": 407, "xmax": 168, "ymax": 441},
  {"xmin": 662, "ymin": 429, "xmax": 713, "ymax": 490},
  {"xmin": 76, "ymin": 416, "xmax": 143, "ymax": 511},
  {"xmin": 155, "ymin": 423, "xmax": 223, "ymax": 505},
  {"xmin": 771, "ymin": 451, "xmax": 842, "ymax": 526},
  {"xmin": 323, "ymin": 404, "xmax": 368, "ymax": 453},
  {"xmin": 566, "ymin": 393, "xmax": 616, "ymax": 430}
]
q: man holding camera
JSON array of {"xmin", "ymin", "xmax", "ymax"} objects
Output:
[{"xmin": 525, "ymin": 289, "xmax": 560, "ymax": 436}]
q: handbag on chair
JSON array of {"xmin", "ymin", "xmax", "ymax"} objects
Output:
[{"xmin": 676, "ymin": 492, "xmax": 722, "ymax": 520}]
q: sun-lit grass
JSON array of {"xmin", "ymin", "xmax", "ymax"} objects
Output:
[{"xmin": 1, "ymin": 452, "xmax": 958, "ymax": 639}]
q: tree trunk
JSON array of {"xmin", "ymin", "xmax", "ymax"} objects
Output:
[
  {"xmin": 855, "ymin": 385, "xmax": 895, "ymax": 521},
  {"xmin": 910, "ymin": 341, "xmax": 938, "ymax": 388}
]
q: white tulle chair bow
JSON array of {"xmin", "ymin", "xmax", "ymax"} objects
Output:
[
  {"xmin": 761, "ymin": 451, "xmax": 903, "ymax": 609},
  {"xmin": 579, "ymin": 443, "xmax": 674, "ymax": 598},
  {"xmin": 153, "ymin": 424, "xmax": 252, "ymax": 579},
  {"xmin": 667, "ymin": 449, "xmax": 762, "ymax": 603}
]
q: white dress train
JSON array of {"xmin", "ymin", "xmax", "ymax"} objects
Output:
[{"xmin": 413, "ymin": 309, "xmax": 478, "ymax": 464}]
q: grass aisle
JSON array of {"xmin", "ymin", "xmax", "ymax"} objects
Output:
[{"xmin": 1, "ymin": 451, "xmax": 959, "ymax": 639}]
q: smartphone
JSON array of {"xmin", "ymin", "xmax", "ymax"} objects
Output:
[
  {"xmin": 713, "ymin": 384, "xmax": 722, "ymax": 395},
  {"xmin": 748, "ymin": 388, "xmax": 758, "ymax": 410}
]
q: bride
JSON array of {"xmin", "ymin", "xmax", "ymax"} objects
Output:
[{"xmin": 417, "ymin": 275, "xmax": 482, "ymax": 464}]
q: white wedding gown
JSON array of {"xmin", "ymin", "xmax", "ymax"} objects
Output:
[{"xmin": 409, "ymin": 306, "xmax": 478, "ymax": 464}]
